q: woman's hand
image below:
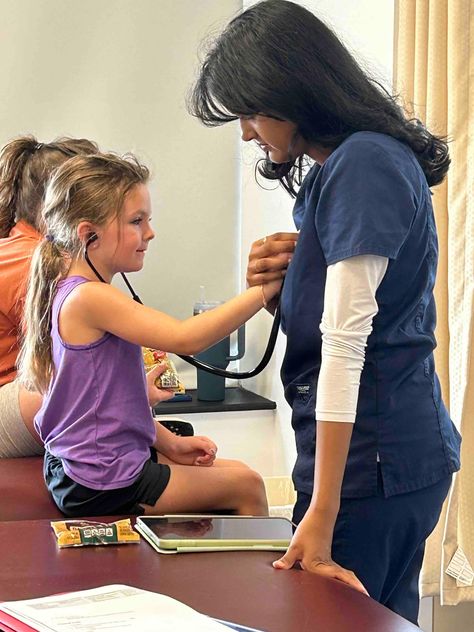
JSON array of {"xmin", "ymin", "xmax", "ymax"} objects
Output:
[
  {"xmin": 166, "ymin": 435, "xmax": 218, "ymax": 467},
  {"xmin": 273, "ymin": 512, "xmax": 369, "ymax": 596},
  {"xmin": 247, "ymin": 232, "xmax": 298, "ymax": 312},
  {"xmin": 146, "ymin": 364, "xmax": 175, "ymax": 407},
  {"xmin": 247, "ymin": 232, "xmax": 298, "ymax": 285}
]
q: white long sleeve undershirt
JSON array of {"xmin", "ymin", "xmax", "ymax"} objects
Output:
[{"xmin": 315, "ymin": 254, "xmax": 389, "ymax": 423}]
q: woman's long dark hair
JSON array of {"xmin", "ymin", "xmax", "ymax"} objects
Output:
[{"xmin": 190, "ymin": 0, "xmax": 449, "ymax": 196}]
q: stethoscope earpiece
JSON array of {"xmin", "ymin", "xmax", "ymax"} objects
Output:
[{"xmin": 86, "ymin": 233, "xmax": 98, "ymax": 247}]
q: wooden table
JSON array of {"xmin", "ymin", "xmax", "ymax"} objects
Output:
[{"xmin": 0, "ymin": 519, "xmax": 419, "ymax": 632}]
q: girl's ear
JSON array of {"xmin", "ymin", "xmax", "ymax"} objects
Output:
[{"xmin": 77, "ymin": 221, "xmax": 98, "ymax": 247}]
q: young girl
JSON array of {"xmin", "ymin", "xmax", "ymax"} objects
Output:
[
  {"xmin": 190, "ymin": 0, "xmax": 461, "ymax": 624},
  {"xmin": 19, "ymin": 151, "xmax": 279, "ymax": 518},
  {"xmin": 0, "ymin": 135, "xmax": 99, "ymax": 457}
]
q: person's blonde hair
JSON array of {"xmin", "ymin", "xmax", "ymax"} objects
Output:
[
  {"xmin": 0, "ymin": 135, "xmax": 99, "ymax": 238},
  {"xmin": 18, "ymin": 152, "xmax": 150, "ymax": 393}
]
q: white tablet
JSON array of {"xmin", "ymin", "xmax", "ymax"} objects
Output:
[{"xmin": 135, "ymin": 515, "xmax": 293, "ymax": 554}]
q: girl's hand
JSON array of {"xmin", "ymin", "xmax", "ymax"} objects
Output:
[
  {"xmin": 167, "ymin": 435, "xmax": 217, "ymax": 466},
  {"xmin": 273, "ymin": 512, "xmax": 369, "ymax": 596},
  {"xmin": 262, "ymin": 278, "xmax": 283, "ymax": 314},
  {"xmin": 263, "ymin": 278, "xmax": 283, "ymax": 301},
  {"xmin": 146, "ymin": 364, "xmax": 175, "ymax": 407}
]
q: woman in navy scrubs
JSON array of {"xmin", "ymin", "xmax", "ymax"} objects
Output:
[{"xmin": 191, "ymin": 0, "xmax": 461, "ymax": 624}]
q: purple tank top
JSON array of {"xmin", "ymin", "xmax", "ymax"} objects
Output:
[{"xmin": 34, "ymin": 276, "xmax": 156, "ymax": 490}]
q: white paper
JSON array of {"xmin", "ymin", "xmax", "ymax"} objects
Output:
[
  {"xmin": 0, "ymin": 584, "xmax": 229, "ymax": 632},
  {"xmin": 445, "ymin": 547, "xmax": 474, "ymax": 587}
]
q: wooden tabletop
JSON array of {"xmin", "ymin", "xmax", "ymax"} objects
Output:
[{"xmin": 0, "ymin": 519, "xmax": 419, "ymax": 632}]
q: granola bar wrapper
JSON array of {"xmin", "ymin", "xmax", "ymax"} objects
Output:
[
  {"xmin": 51, "ymin": 519, "xmax": 140, "ymax": 548},
  {"xmin": 142, "ymin": 348, "xmax": 185, "ymax": 393}
]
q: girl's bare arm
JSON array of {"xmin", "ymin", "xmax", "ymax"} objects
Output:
[{"xmin": 61, "ymin": 281, "xmax": 277, "ymax": 355}]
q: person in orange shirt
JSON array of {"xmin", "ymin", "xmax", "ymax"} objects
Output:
[{"xmin": 0, "ymin": 136, "xmax": 99, "ymax": 457}]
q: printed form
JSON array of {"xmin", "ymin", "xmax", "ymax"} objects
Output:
[{"xmin": 0, "ymin": 584, "xmax": 230, "ymax": 631}]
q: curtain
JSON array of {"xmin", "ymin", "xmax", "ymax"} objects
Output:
[{"xmin": 394, "ymin": 0, "xmax": 474, "ymax": 605}]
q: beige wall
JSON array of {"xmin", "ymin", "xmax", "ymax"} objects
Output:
[{"xmin": 0, "ymin": 0, "xmax": 241, "ymax": 320}]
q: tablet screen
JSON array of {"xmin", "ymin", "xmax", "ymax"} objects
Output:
[{"xmin": 139, "ymin": 516, "xmax": 293, "ymax": 541}]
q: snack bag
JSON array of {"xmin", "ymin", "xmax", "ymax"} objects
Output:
[
  {"xmin": 51, "ymin": 519, "xmax": 140, "ymax": 548},
  {"xmin": 142, "ymin": 348, "xmax": 185, "ymax": 393}
]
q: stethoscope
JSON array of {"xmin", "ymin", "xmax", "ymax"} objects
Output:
[{"xmin": 84, "ymin": 233, "xmax": 281, "ymax": 379}]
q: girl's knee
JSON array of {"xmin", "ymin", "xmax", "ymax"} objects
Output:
[
  {"xmin": 215, "ymin": 457, "xmax": 252, "ymax": 470},
  {"xmin": 238, "ymin": 466, "xmax": 263, "ymax": 487},
  {"xmin": 238, "ymin": 468, "xmax": 268, "ymax": 514}
]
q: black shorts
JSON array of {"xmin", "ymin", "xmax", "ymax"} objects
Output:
[{"xmin": 44, "ymin": 449, "xmax": 171, "ymax": 517}]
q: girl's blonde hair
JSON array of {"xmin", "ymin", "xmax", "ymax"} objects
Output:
[
  {"xmin": 19, "ymin": 152, "xmax": 150, "ymax": 393},
  {"xmin": 0, "ymin": 135, "xmax": 99, "ymax": 238}
]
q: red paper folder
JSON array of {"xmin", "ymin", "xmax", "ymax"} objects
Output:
[{"xmin": 0, "ymin": 607, "xmax": 41, "ymax": 631}]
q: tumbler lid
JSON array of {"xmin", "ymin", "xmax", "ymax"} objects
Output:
[
  {"xmin": 193, "ymin": 300, "xmax": 223, "ymax": 315},
  {"xmin": 193, "ymin": 286, "xmax": 223, "ymax": 314}
]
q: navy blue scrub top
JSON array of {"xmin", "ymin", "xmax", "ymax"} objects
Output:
[{"xmin": 280, "ymin": 131, "xmax": 461, "ymax": 499}]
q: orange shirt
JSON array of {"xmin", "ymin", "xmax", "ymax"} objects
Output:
[{"xmin": 0, "ymin": 220, "xmax": 41, "ymax": 386}]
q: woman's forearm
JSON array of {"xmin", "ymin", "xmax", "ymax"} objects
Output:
[{"xmin": 308, "ymin": 420, "xmax": 354, "ymax": 537}]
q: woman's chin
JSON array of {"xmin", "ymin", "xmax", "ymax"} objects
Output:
[{"xmin": 267, "ymin": 150, "xmax": 290, "ymax": 164}]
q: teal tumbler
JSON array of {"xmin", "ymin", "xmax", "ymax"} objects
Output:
[
  {"xmin": 195, "ymin": 337, "xmax": 230, "ymax": 401},
  {"xmin": 193, "ymin": 299, "xmax": 245, "ymax": 402}
]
